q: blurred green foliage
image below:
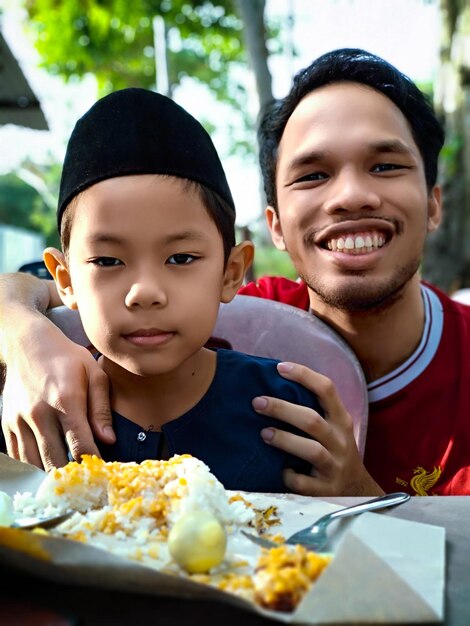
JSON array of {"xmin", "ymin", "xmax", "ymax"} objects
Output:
[
  {"xmin": 440, "ymin": 135, "xmax": 463, "ymax": 177},
  {"xmin": 25, "ymin": 0, "xmax": 244, "ymax": 95},
  {"xmin": 24, "ymin": 0, "xmax": 259, "ymax": 156},
  {"xmin": 23, "ymin": 0, "xmax": 281, "ymax": 159},
  {"xmin": 0, "ymin": 173, "xmax": 41, "ymax": 230},
  {"xmin": 252, "ymin": 246, "xmax": 297, "ymax": 280},
  {"xmin": 0, "ymin": 168, "xmax": 61, "ymax": 247}
]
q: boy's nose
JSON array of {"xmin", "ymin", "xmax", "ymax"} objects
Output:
[
  {"xmin": 125, "ymin": 280, "xmax": 167, "ymax": 309},
  {"xmin": 323, "ymin": 170, "xmax": 381, "ymax": 215}
]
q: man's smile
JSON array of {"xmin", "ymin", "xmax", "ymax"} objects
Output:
[
  {"xmin": 326, "ymin": 231, "xmax": 386, "ymax": 254},
  {"xmin": 307, "ymin": 218, "xmax": 397, "ymax": 257}
]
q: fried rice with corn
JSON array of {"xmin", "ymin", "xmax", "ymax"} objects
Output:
[{"xmin": 12, "ymin": 454, "xmax": 331, "ymax": 612}]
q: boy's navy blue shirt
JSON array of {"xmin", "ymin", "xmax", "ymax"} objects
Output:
[{"xmin": 98, "ymin": 349, "xmax": 322, "ymax": 492}]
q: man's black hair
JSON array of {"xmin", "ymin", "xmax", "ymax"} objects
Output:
[{"xmin": 258, "ymin": 48, "xmax": 445, "ymax": 211}]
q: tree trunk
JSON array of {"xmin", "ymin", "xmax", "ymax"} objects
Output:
[
  {"xmin": 153, "ymin": 16, "xmax": 171, "ymax": 97},
  {"xmin": 424, "ymin": 0, "xmax": 470, "ymax": 292},
  {"xmin": 234, "ymin": 0, "xmax": 273, "ymax": 108},
  {"xmin": 234, "ymin": 0, "xmax": 275, "ymax": 264}
]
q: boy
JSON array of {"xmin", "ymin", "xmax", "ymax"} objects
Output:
[{"xmin": 42, "ymin": 87, "xmax": 321, "ymax": 492}]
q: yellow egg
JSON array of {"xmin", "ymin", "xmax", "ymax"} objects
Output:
[
  {"xmin": 0, "ymin": 491, "xmax": 14, "ymax": 527},
  {"xmin": 168, "ymin": 510, "xmax": 227, "ymax": 574}
]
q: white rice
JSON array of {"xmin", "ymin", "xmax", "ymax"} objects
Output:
[{"xmin": 13, "ymin": 454, "xmax": 254, "ymax": 543}]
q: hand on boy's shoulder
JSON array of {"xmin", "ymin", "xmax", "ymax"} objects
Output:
[
  {"xmin": 253, "ymin": 362, "xmax": 384, "ymax": 497},
  {"xmin": 1, "ymin": 324, "xmax": 115, "ymax": 470}
]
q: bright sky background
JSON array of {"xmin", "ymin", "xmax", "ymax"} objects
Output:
[{"xmin": 0, "ymin": 0, "xmax": 441, "ymax": 226}]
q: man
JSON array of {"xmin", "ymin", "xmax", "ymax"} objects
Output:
[
  {"xmin": 1, "ymin": 49, "xmax": 469, "ymax": 495},
  {"xmin": 241, "ymin": 48, "xmax": 470, "ymax": 496}
]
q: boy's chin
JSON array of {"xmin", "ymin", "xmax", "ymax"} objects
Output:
[
  {"xmin": 104, "ymin": 356, "xmax": 175, "ymax": 379},
  {"xmin": 125, "ymin": 363, "xmax": 174, "ymax": 378}
]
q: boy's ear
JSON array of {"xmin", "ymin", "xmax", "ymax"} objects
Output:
[
  {"xmin": 220, "ymin": 241, "xmax": 255, "ymax": 303},
  {"xmin": 43, "ymin": 247, "xmax": 78, "ymax": 310},
  {"xmin": 266, "ymin": 206, "xmax": 286, "ymax": 251}
]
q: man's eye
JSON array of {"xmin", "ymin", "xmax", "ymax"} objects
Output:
[
  {"xmin": 167, "ymin": 254, "xmax": 197, "ymax": 265},
  {"xmin": 372, "ymin": 163, "xmax": 407, "ymax": 173},
  {"xmin": 293, "ymin": 171, "xmax": 328, "ymax": 184},
  {"xmin": 90, "ymin": 257, "xmax": 122, "ymax": 267}
]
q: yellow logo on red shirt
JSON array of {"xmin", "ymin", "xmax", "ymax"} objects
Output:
[
  {"xmin": 396, "ymin": 465, "xmax": 442, "ymax": 495},
  {"xmin": 409, "ymin": 465, "xmax": 442, "ymax": 496}
]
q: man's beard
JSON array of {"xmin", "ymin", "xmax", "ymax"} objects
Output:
[{"xmin": 299, "ymin": 258, "xmax": 421, "ymax": 314}]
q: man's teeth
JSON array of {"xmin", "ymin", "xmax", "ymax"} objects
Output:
[{"xmin": 327, "ymin": 233, "xmax": 386, "ymax": 253}]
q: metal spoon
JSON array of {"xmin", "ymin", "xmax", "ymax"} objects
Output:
[
  {"xmin": 11, "ymin": 510, "xmax": 74, "ymax": 530},
  {"xmin": 243, "ymin": 492, "xmax": 411, "ymax": 552}
]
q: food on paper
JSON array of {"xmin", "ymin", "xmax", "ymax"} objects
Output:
[
  {"xmin": 13, "ymin": 454, "xmax": 252, "ymax": 550},
  {"xmin": 12, "ymin": 454, "xmax": 331, "ymax": 612},
  {"xmin": 168, "ymin": 510, "xmax": 227, "ymax": 573},
  {"xmin": 254, "ymin": 544, "xmax": 331, "ymax": 611},
  {"xmin": 0, "ymin": 491, "xmax": 14, "ymax": 526}
]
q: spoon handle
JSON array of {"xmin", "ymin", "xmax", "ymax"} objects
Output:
[
  {"xmin": 12, "ymin": 510, "xmax": 74, "ymax": 530},
  {"xmin": 326, "ymin": 492, "xmax": 410, "ymax": 523}
]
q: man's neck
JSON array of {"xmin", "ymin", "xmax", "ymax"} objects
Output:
[
  {"xmin": 100, "ymin": 348, "xmax": 217, "ymax": 430},
  {"xmin": 309, "ymin": 275, "xmax": 425, "ymax": 383}
]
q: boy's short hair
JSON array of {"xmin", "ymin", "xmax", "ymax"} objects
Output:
[
  {"xmin": 258, "ymin": 48, "xmax": 445, "ymax": 211},
  {"xmin": 58, "ymin": 88, "xmax": 236, "ymax": 262}
]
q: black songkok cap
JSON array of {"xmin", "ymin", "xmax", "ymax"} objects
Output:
[{"xmin": 57, "ymin": 88, "xmax": 235, "ymax": 231}]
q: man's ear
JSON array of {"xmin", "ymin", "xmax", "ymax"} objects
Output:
[
  {"xmin": 220, "ymin": 241, "xmax": 255, "ymax": 303},
  {"xmin": 427, "ymin": 185, "xmax": 442, "ymax": 233},
  {"xmin": 266, "ymin": 206, "xmax": 286, "ymax": 251},
  {"xmin": 43, "ymin": 247, "xmax": 78, "ymax": 310}
]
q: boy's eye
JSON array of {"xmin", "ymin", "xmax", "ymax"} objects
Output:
[
  {"xmin": 90, "ymin": 257, "xmax": 122, "ymax": 267},
  {"xmin": 167, "ymin": 253, "xmax": 197, "ymax": 265}
]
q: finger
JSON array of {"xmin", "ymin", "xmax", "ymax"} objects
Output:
[
  {"xmin": 283, "ymin": 468, "xmax": 329, "ymax": 497},
  {"xmin": 4, "ymin": 427, "xmax": 20, "ymax": 460},
  {"xmin": 276, "ymin": 362, "xmax": 351, "ymax": 426},
  {"xmin": 261, "ymin": 427, "xmax": 332, "ymax": 470},
  {"xmin": 253, "ymin": 395, "xmax": 332, "ymax": 441},
  {"xmin": 47, "ymin": 387, "xmax": 101, "ymax": 463},
  {"xmin": 87, "ymin": 368, "xmax": 114, "ymax": 444},
  {"xmin": 26, "ymin": 404, "xmax": 72, "ymax": 469},
  {"xmin": 62, "ymin": 414, "xmax": 102, "ymax": 463},
  {"xmin": 14, "ymin": 423, "xmax": 45, "ymax": 468},
  {"xmin": 35, "ymin": 426, "xmax": 69, "ymax": 470}
]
